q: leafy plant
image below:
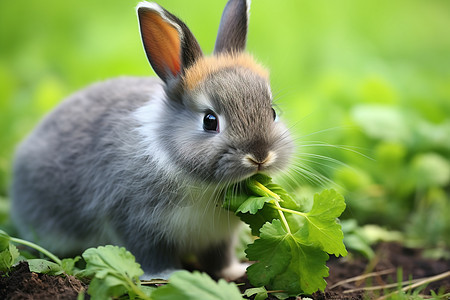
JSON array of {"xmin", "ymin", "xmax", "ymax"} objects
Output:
[
  {"xmin": 81, "ymin": 246, "xmax": 151, "ymax": 299},
  {"xmin": 0, "ymin": 230, "xmax": 19, "ymax": 272},
  {"xmin": 223, "ymin": 173, "xmax": 347, "ymax": 295},
  {"xmin": 151, "ymin": 271, "xmax": 243, "ymax": 300},
  {"xmin": 0, "ymin": 229, "xmax": 62, "ymax": 273},
  {"xmin": 0, "ymin": 229, "xmax": 243, "ymax": 300}
]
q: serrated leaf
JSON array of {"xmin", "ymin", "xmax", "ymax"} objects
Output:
[
  {"xmin": 237, "ymin": 196, "xmax": 274, "ymax": 214},
  {"xmin": 272, "ymin": 232, "xmax": 329, "ymax": 294},
  {"xmin": 82, "ymin": 245, "xmax": 146, "ymax": 299},
  {"xmin": 246, "ymin": 221, "xmax": 291, "ymax": 286},
  {"xmin": 82, "ymin": 245, "xmax": 143, "ymax": 280},
  {"xmin": 224, "ymin": 174, "xmax": 347, "ymax": 295},
  {"xmin": 237, "ymin": 205, "xmax": 279, "ymax": 236},
  {"xmin": 152, "ymin": 270, "xmax": 243, "ymax": 300},
  {"xmin": 298, "ymin": 190, "xmax": 347, "ymax": 256},
  {"xmin": 246, "ymin": 220, "xmax": 329, "ymax": 294}
]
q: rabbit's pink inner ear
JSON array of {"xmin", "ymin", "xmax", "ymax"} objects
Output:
[{"xmin": 139, "ymin": 10, "xmax": 181, "ymax": 80}]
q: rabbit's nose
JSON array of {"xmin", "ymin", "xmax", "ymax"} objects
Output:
[{"xmin": 245, "ymin": 151, "xmax": 277, "ymax": 170}]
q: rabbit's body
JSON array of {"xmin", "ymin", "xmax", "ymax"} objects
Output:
[
  {"xmin": 11, "ymin": 0, "xmax": 294, "ymax": 279},
  {"xmin": 12, "ymin": 77, "xmax": 242, "ymax": 275}
]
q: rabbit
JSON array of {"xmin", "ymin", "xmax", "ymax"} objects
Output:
[{"xmin": 11, "ymin": 0, "xmax": 295, "ymax": 280}]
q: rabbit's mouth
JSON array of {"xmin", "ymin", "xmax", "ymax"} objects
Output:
[
  {"xmin": 212, "ymin": 149, "xmax": 282, "ymax": 186},
  {"xmin": 242, "ymin": 151, "xmax": 278, "ymax": 172}
]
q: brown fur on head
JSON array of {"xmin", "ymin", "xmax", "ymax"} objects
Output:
[{"xmin": 183, "ymin": 53, "xmax": 269, "ymax": 91}]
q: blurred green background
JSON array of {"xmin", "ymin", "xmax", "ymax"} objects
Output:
[{"xmin": 1, "ymin": 0, "xmax": 449, "ymax": 254}]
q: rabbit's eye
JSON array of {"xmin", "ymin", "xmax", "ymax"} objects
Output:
[
  {"xmin": 272, "ymin": 108, "xmax": 277, "ymax": 121},
  {"xmin": 203, "ymin": 112, "xmax": 219, "ymax": 132}
]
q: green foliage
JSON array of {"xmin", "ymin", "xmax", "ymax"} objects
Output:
[
  {"xmin": 334, "ymin": 104, "xmax": 450, "ymax": 248},
  {"xmin": 224, "ymin": 174, "xmax": 347, "ymax": 295},
  {"xmin": 0, "ymin": 229, "xmax": 66, "ymax": 274},
  {"xmin": 152, "ymin": 271, "xmax": 243, "ymax": 300},
  {"xmin": 0, "ymin": 230, "xmax": 18, "ymax": 272},
  {"xmin": 0, "ymin": 230, "xmax": 244, "ymax": 299},
  {"xmin": 296, "ymin": 190, "xmax": 347, "ymax": 256},
  {"xmin": 0, "ymin": 243, "xmax": 19, "ymax": 272},
  {"xmin": 247, "ymin": 220, "xmax": 330, "ymax": 295},
  {"xmin": 242, "ymin": 287, "xmax": 268, "ymax": 300},
  {"xmin": 82, "ymin": 246, "xmax": 148, "ymax": 300},
  {"xmin": 27, "ymin": 259, "xmax": 65, "ymax": 275}
]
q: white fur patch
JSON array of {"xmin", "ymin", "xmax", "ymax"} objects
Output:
[
  {"xmin": 132, "ymin": 88, "xmax": 177, "ymax": 175},
  {"xmin": 221, "ymin": 261, "xmax": 250, "ymax": 281},
  {"xmin": 158, "ymin": 186, "xmax": 241, "ymax": 253}
]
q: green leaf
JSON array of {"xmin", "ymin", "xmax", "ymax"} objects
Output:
[
  {"xmin": 246, "ymin": 220, "xmax": 329, "ymax": 295},
  {"xmin": 246, "ymin": 174, "xmax": 273, "ymax": 197},
  {"xmin": 270, "ymin": 233, "xmax": 329, "ymax": 295},
  {"xmin": 237, "ymin": 206, "xmax": 279, "ymax": 236},
  {"xmin": 82, "ymin": 245, "xmax": 148, "ymax": 300},
  {"xmin": 152, "ymin": 270, "xmax": 243, "ymax": 300},
  {"xmin": 223, "ymin": 188, "xmax": 248, "ymax": 212},
  {"xmin": 82, "ymin": 245, "xmax": 143, "ymax": 280},
  {"xmin": 224, "ymin": 175, "xmax": 347, "ymax": 295},
  {"xmin": 243, "ymin": 287, "xmax": 268, "ymax": 300},
  {"xmin": 245, "ymin": 221, "xmax": 291, "ymax": 286},
  {"xmin": 61, "ymin": 256, "xmax": 81, "ymax": 275},
  {"xmin": 0, "ymin": 243, "xmax": 19, "ymax": 272},
  {"xmin": 88, "ymin": 276, "xmax": 128, "ymax": 300},
  {"xmin": 298, "ymin": 190, "xmax": 347, "ymax": 257},
  {"xmin": 28, "ymin": 259, "xmax": 64, "ymax": 275},
  {"xmin": 249, "ymin": 173, "xmax": 272, "ymax": 187},
  {"xmin": 266, "ymin": 184, "xmax": 297, "ymax": 206},
  {"xmin": 237, "ymin": 196, "xmax": 274, "ymax": 214}
]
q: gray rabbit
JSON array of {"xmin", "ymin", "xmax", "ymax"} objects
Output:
[{"xmin": 11, "ymin": 0, "xmax": 294, "ymax": 280}]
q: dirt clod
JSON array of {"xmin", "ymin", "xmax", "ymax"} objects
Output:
[{"xmin": 0, "ymin": 262, "xmax": 87, "ymax": 300}]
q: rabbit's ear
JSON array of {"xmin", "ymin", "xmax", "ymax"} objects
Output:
[
  {"xmin": 137, "ymin": 2, "xmax": 203, "ymax": 82},
  {"xmin": 214, "ymin": 0, "xmax": 250, "ymax": 54}
]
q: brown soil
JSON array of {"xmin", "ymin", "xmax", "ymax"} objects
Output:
[
  {"xmin": 0, "ymin": 262, "xmax": 88, "ymax": 300},
  {"xmin": 0, "ymin": 242, "xmax": 448, "ymax": 299},
  {"xmin": 316, "ymin": 242, "xmax": 450, "ymax": 299}
]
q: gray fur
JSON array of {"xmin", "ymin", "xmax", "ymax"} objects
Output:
[
  {"xmin": 215, "ymin": 0, "xmax": 249, "ymax": 54},
  {"xmin": 11, "ymin": 1, "xmax": 295, "ymax": 279}
]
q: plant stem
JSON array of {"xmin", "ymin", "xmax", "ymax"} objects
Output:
[
  {"xmin": 123, "ymin": 275, "xmax": 152, "ymax": 300},
  {"xmin": 254, "ymin": 181, "xmax": 291, "ymax": 234},
  {"xmin": 274, "ymin": 206, "xmax": 307, "ymax": 218},
  {"xmin": 273, "ymin": 201, "xmax": 291, "ymax": 234},
  {"xmin": 10, "ymin": 237, "xmax": 62, "ymax": 265},
  {"xmin": 253, "ymin": 181, "xmax": 281, "ymax": 200}
]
